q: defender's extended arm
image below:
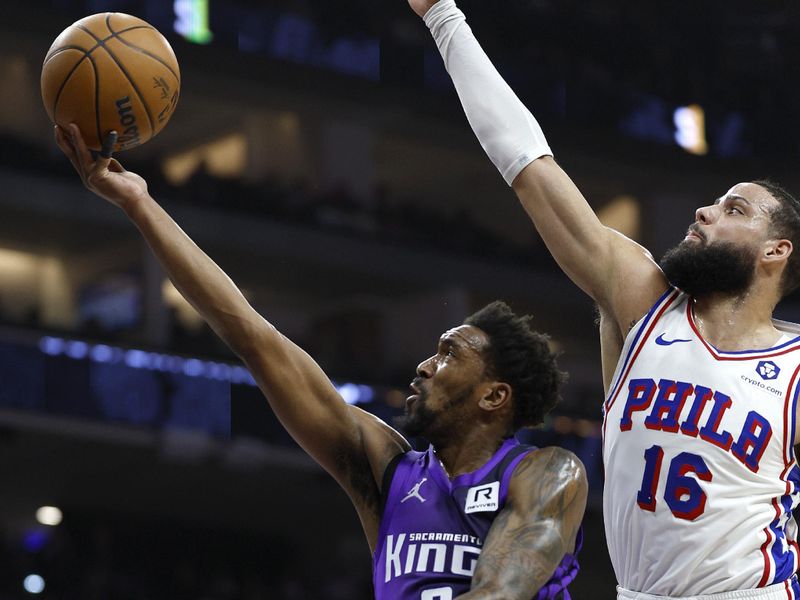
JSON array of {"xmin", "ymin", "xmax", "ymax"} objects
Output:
[{"xmin": 420, "ymin": 0, "xmax": 667, "ymax": 335}]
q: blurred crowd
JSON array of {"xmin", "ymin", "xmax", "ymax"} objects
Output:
[
  {"xmin": 0, "ymin": 516, "xmax": 373, "ymax": 600},
  {"xmin": 0, "ymin": 133, "xmax": 532, "ymax": 264},
  {"xmin": 291, "ymin": 0, "xmax": 800, "ymax": 159}
]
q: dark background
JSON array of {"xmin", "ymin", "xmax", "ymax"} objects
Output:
[{"xmin": 0, "ymin": 0, "xmax": 799, "ymax": 598}]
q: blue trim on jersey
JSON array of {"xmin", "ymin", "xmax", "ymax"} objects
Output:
[
  {"xmin": 701, "ymin": 334, "xmax": 800, "ymax": 356},
  {"xmin": 791, "ymin": 381, "xmax": 800, "ymax": 465},
  {"xmin": 688, "ymin": 305, "xmax": 800, "ymax": 356},
  {"xmin": 771, "ymin": 489, "xmax": 797, "ymax": 584},
  {"xmin": 791, "ymin": 573, "xmax": 800, "ymax": 597},
  {"xmin": 789, "ymin": 464, "xmax": 800, "ymax": 502},
  {"xmin": 770, "ymin": 466, "xmax": 800, "ymax": 585},
  {"xmin": 605, "ymin": 287, "xmax": 676, "ymax": 411}
]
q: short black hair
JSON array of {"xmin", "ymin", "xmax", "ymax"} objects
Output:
[
  {"xmin": 752, "ymin": 179, "xmax": 800, "ymax": 297},
  {"xmin": 464, "ymin": 300, "xmax": 565, "ymax": 429}
]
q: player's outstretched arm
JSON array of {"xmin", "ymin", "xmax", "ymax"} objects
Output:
[
  {"xmin": 54, "ymin": 124, "xmax": 409, "ymax": 526},
  {"xmin": 457, "ymin": 447, "xmax": 587, "ymax": 600},
  {"xmin": 411, "ymin": 0, "xmax": 668, "ymax": 335}
]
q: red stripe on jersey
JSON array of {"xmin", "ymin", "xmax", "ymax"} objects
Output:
[
  {"xmin": 760, "ymin": 525, "xmax": 774, "ymax": 587},
  {"xmin": 603, "ymin": 291, "xmax": 680, "ymax": 438},
  {"xmin": 688, "ymin": 304, "xmax": 800, "ymax": 361},
  {"xmin": 784, "ymin": 366, "xmax": 800, "ymax": 465},
  {"xmin": 763, "ymin": 497, "xmax": 785, "ymax": 587}
]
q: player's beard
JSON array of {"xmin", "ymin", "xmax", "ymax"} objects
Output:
[
  {"xmin": 659, "ymin": 239, "xmax": 757, "ymax": 297},
  {"xmin": 395, "ymin": 384, "xmax": 474, "ymax": 442}
]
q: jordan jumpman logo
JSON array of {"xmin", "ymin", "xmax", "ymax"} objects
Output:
[{"xmin": 401, "ymin": 478, "xmax": 427, "ymax": 503}]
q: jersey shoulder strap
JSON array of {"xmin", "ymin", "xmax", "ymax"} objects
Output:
[{"xmin": 379, "ymin": 451, "xmax": 410, "ymax": 516}]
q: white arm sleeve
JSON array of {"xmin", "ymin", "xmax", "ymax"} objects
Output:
[{"xmin": 424, "ymin": 0, "xmax": 551, "ymax": 186}]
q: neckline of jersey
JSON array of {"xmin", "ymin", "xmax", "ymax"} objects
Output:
[
  {"xmin": 686, "ymin": 301, "xmax": 800, "ymax": 360},
  {"xmin": 427, "ymin": 437, "xmax": 519, "ymax": 492}
]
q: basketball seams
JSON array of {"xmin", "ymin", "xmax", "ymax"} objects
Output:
[
  {"xmin": 110, "ymin": 25, "xmax": 155, "ymax": 35},
  {"xmin": 49, "ymin": 53, "xmax": 101, "ymax": 146},
  {"xmin": 45, "ymin": 25, "xmax": 156, "ymax": 65},
  {"xmin": 75, "ymin": 23, "xmax": 156, "ymax": 136},
  {"xmin": 105, "ymin": 14, "xmax": 179, "ymax": 82},
  {"xmin": 112, "ymin": 35, "xmax": 180, "ymax": 82},
  {"xmin": 50, "ymin": 53, "xmax": 90, "ymax": 123},
  {"xmin": 87, "ymin": 52, "xmax": 102, "ymax": 150},
  {"xmin": 44, "ymin": 13, "xmax": 177, "ymax": 150},
  {"xmin": 44, "ymin": 45, "xmax": 90, "ymax": 65}
]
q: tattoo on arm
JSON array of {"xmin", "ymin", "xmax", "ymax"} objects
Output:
[{"xmin": 460, "ymin": 448, "xmax": 587, "ymax": 599}]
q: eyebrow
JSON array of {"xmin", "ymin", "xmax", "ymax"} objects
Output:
[
  {"xmin": 439, "ymin": 335, "xmax": 470, "ymax": 352},
  {"xmin": 715, "ymin": 194, "xmax": 752, "ymax": 205}
]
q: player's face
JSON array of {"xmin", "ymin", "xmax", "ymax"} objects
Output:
[
  {"xmin": 397, "ymin": 325, "xmax": 491, "ymax": 441},
  {"xmin": 690, "ymin": 183, "xmax": 778, "ymax": 248},
  {"xmin": 659, "ymin": 183, "xmax": 780, "ymax": 296}
]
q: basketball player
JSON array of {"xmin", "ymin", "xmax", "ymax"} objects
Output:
[
  {"xmin": 408, "ymin": 0, "xmax": 800, "ymax": 598},
  {"xmin": 53, "ymin": 123, "xmax": 586, "ymax": 599}
]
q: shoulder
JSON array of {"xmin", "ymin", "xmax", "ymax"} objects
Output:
[
  {"xmin": 508, "ymin": 446, "xmax": 587, "ymax": 507},
  {"xmin": 349, "ymin": 405, "xmax": 412, "ymax": 452},
  {"xmin": 347, "ymin": 405, "xmax": 412, "ymax": 484},
  {"xmin": 515, "ymin": 446, "xmax": 586, "ymax": 481},
  {"xmin": 774, "ymin": 318, "xmax": 800, "ymax": 337},
  {"xmin": 604, "ymin": 251, "xmax": 672, "ymax": 338}
]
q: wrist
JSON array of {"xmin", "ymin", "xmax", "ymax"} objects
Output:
[
  {"xmin": 119, "ymin": 191, "xmax": 154, "ymax": 220},
  {"xmin": 423, "ymin": 0, "xmax": 460, "ymax": 28},
  {"xmin": 424, "ymin": 0, "xmax": 551, "ymax": 186}
]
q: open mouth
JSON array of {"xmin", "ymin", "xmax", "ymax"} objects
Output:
[
  {"xmin": 406, "ymin": 376, "xmax": 428, "ymax": 407},
  {"xmin": 408, "ymin": 379, "xmax": 423, "ymax": 401}
]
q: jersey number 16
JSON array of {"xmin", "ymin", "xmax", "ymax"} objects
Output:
[{"xmin": 637, "ymin": 445, "xmax": 712, "ymax": 520}]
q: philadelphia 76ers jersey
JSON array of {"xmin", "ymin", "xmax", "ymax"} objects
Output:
[
  {"xmin": 603, "ymin": 287, "xmax": 800, "ymax": 597},
  {"xmin": 373, "ymin": 437, "xmax": 582, "ymax": 599}
]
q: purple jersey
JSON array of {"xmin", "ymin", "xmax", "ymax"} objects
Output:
[{"xmin": 373, "ymin": 437, "xmax": 582, "ymax": 599}]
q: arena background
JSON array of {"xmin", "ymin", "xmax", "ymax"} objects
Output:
[{"xmin": 0, "ymin": 1, "xmax": 799, "ymax": 598}]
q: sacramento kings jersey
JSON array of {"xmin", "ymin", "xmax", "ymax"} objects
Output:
[
  {"xmin": 603, "ymin": 288, "xmax": 800, "ymax": 596},
  {"xmin": 373, "ymin": 437, "xmax": 581, "ymax": 599}
]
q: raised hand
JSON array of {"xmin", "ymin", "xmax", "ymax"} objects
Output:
[
  {"xmin": 407, "ymin": 0, "xmax": 440, "ymax": 19},
  {"xmin": 54, "ymin": 123, "xmax": 149, "ymax": 211}
]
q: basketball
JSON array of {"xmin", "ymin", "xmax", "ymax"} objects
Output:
[{"xmin": 41, "ymin": 13, "xmax": 180, "ymax": 152}]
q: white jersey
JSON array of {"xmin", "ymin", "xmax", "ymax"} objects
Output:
[{"xmin": 603, "ymin": 288, "xmax": 800, "ymax": 597}]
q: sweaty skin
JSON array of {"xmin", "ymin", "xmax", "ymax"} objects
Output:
[
  {"xmin": 410, "ymin": 0, "xmax": 800, "ymax": 596},
  {"xmin": 55, "ymin": 123, "xmax": 587, "ymax": 599}
]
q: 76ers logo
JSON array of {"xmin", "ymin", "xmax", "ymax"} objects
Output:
[{"xmin": 756, "ymin": 360, "xmax": 780, "ymax": 381}]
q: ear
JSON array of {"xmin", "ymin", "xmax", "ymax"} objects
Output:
[
  {"xmin": 764, "ymin": 238, "xmax": 793, "ymax": 264},
  {"xmin": 478, "ymin": 382, "xmax": 512, "ymax": 412}
]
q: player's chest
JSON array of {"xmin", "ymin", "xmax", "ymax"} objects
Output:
[
  {"xmin": 607, "ymin": 338, "xmax": 797, "ymax": 472},
  {"xmin": 389, "ymin": 473, "xmax": 500, "ymax": 536}
]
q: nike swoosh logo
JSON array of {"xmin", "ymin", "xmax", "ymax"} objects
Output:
[{"xmin": 655, "ymin": 334, "xmax": 692, "ymax": 346}]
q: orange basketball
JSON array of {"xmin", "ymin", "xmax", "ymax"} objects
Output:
[{"xmin": 41, "ymin": 13, "xmax": 180, "ymax": 152}]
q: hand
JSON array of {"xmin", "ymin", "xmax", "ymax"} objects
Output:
[
  {"xmin": 54, "ymin": 123, "xmax": 149, "ymax": 212},
  {"xmin": 407, "ymin": 0, "xmax": 441, "ymax": 19}
]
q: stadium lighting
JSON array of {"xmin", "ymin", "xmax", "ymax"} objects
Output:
[
  {"xmin": 674, "ymin": 104, "xmax": 709, "ymax": 155},
  {"xmin": 23, "ymin": 574, "xmax": 45, "ymax": 594},
  {"xmin": 174, "ymin": 0, "xmax": 213, "ymax": 44},
  {"xmin": 35, "ymin": 506, "xmax": 62, "ymax": 527}
]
